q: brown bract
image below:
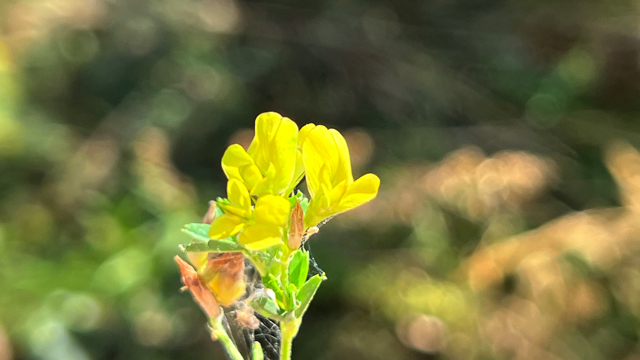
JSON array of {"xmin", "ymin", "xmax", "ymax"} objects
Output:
[
  {"xmin": 288, "ymin": 199, "xmax": 304, "ymax": 250},
  {"xmin": 175, "ymin": 255, "xmax": 221, "ymax": 319}
]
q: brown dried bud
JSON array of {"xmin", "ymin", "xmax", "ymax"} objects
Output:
[
  {"xmin": 202, "ymin": 201, "xmax": 217, "ymax": 224},
  {"xmin": 201, "ymin": 253, "xmax": 246, "ymax": 307},
  {"xmin": 288, "ymin": 199, "xmax": 304, "ymax": 250},
  {"xmin": 175, "ymin": 256, "xmax": 221, "ymax": 319}
]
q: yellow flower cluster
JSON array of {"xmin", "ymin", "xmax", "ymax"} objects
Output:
[{"xmin": 208, "ymin": 112, "xmax": 380, "ymax": 251}]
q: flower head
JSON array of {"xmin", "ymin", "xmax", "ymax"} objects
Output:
[
  {"xmin": 208, "ymin": 178, "xmax": 291, "ymax": 251},
  {"xmin": 302, "ymin": 125, "xmax": 380, "ymax": 227},
  {"xmin": 222, "ymin": 112, "xmax": 303, "ymax": 197}
]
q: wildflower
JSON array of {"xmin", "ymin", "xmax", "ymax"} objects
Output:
[
  {"xmin": 221, "ymin": 112, "xmax": 302, "ymax": 197},
  {"xmin": 208, "ymin": 178, "xmax": 291, "ymax": 251},
  {"xmin": 301, "ymin": 125, "xmax": 380, "ymax": 227}
]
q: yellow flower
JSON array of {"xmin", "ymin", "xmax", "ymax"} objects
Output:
[
  {"xmin": 302, "ymin": 125, "xmax": 380, "ymax": 227},
  {"xmin": 208, "ymin": 178, "xmax": 291, "ymax": 251},
  {"xmin": 221, "ymin": 112, "xmax": 303, "ymax": 197}
]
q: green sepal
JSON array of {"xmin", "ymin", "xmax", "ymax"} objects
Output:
[
  {"xmin": 295, "ymin": 274, "xmax": 325, "ymax": 318},
  {"xmin": 289, "ymin": 191, "xmax": 309, "ymax": 213},
  {"xmin": 181, "ymin": 223, "xmax": 244, "ymax": 252},
  {"xmin": 288, "ymin": 250, "xmax": 309, "ymax": 290},
  {"xmin": 182, "ymin": 223, "xmax": 214, "ymax": 242}
]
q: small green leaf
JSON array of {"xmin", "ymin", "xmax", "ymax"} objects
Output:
[
  {"xmin": 295, "ymin": 274, "xmax": 325, "ymax": 318},
  {"xmin": 181, "ymin": 238, "xmax": 244, "ymax": 253},
  {"xmin": 181, "ymin": 223, "xmax": 245, "ymax": 252},
  {"xmin": 288, "ymin": 250, "xmax": 309, "ymax": 290},
  {"xmin": 287, "ymin": 283, "xmax": 298, "ymax": 310},
  {"xmin": 262, "ymin": 274, "xmax": 285, "ymax": 307},
  {"xmin": 252, "ymin": 341, "xmax": 264, "ymax": 360},
  {"xmin": 182, "ymin": 223, "xmax": 212, "ymax": 242},
  {"xmin": 252, "ymin": 296, "xmax": 283, "ymax": 320}
]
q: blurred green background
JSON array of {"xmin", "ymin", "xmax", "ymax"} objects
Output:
[{"xmin": 3, "ymin": 0, "xmax": 640, "ymax": 359}]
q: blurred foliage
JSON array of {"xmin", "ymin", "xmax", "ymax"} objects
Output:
[{"xmin": 2, "ymin": 0, "xmax": 640, "ymax": 359}]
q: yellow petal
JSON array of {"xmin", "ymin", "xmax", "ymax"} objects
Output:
[
  {"xmin": 208, "ymin": 214, "xmax": 244, "ymax": 239},
  {"xmin": 221, "ymin": 144, "xmax": 254, "ymax": 180},
  {"xmin": 227, "ymin": 179, "xmax": 252, "ymax": 214},
  {"xmin": 303, "ymin": 125, "xmax": 350, "ymax": 197},
  {"xmin": 288, "ymin": 149, "xmax": 305, "ymax": 194},
  {"xmin": 249, "ymin": 113, "xmax": 299, "ymax": 194},
  {"xmin": 304, "ymin": 185, "xmax": 331, "ymax": 228},
  {"xmin": 250, "ymin": 112, "xmax": 282, "ymax": 159},
  {"xmin": 334, "ymin": 173, "xmax": 380, "ymax": 213},
  {"xmin": 302, "ymin": 126, "xmax": 329, "ymax": 197},
  {"xmin": 239, "ymin": 163, "xmax": 262, "ymax": 193},
  {"xmin": 328, "ymin": 179, "xmax": 349, "ymax": 205},
  {"xmin": 298, "ymin": 123, "xmax": 316, "ymax": 148},
  {"xmin": 271, "ymin": 118, "xmax": 299, "ymax": 193},
  {"xmin": 254, "ymin": 195, "xmax": 290, "ymax": 226},
  {"xmin": 329, "ymin": 128, "xmax": 354, "ymax": 185},
  {"xmin": 238, "ymin": 223, "xmax": 283, "ymax": 250}
]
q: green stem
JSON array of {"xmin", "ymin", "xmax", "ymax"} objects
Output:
[
  {"xmin": 210, "ymin": 316, "xmax": 244, "ymax": 360},
  {"xmin": 279, "ymin": 320, "xmax": 299, "ymax": 360}
]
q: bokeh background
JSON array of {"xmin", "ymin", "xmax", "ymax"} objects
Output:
[{"xmin": 2, "ymin": 0, "xmax": 640, "ymax": 359}]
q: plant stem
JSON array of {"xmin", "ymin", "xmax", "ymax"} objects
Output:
[
  {"xmin": 210, "ymin": 316, "xmax": 244, "ymax": 360},
  {"xmin": 279, "ymin": 320, "xmax": 299, "ymax": 360}
]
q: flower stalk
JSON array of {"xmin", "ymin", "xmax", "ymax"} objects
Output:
[{"xmin": 210, "ymin": 316, "xmax": 245, "ymax": 360}]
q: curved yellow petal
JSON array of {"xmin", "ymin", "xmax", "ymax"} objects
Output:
[
  {"xmin": 227, "ymin": 178, "xmax": 251, "ymax": 215},
  {"xmin": 208, "ymin": 214, "xmax": 244, "ymax": 239},
  {"xmin": 286, "ymin": 123, "xmax": 316, "ymax": 194},
  {"xmin": 328, "ymin": 128, "xmax": 353, "ymax": 185},
  {"xmin": 250, "ymin": 113, "xmax": 299, "ymax": 194},
  {"xmin": 298, "ymin": 123, "xmax": 316, "ymax": 148},
  {"xmin": 302, "ymin": 125, "xmax": 334, "ymax": 198},
  {"xmin": 289, "ymin": 149, "xmax": 305, "ymax": 194},
  {"xmin": 238, "ymin": 223, "xmax": 283, "ymax": 251},
  {"xmin": 239, "ymin": 163, "xmax": 262, "ymax": 192},
  {"xmin": 334, "ymin": 173, "xmax": 380, "ymax": 213},
  {"xmin": 327, "ymin": 179, "xmax": 349, "ymax": 205},
  {"xmin": 304, "ymin": 185, "xmax": 331, "ymax": 228},
  {"xmin": 254, "ymin": 195, "xmax": 290, "ymax": 226},
  {"xmin": 221, "ymin": 144, "xmax": 254, "ymax": 180}
]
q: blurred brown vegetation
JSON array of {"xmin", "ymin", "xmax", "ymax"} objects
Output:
[{"xmin": 3, "ymin": 0, "xmax": 640, "ymax": 359}]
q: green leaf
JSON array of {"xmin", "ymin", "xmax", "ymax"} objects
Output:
[
  {"xmin": 295, "ymin": 274, "xmax": 325, "ymax": 318},
  {"xmin": 252, "ymin": 296, "xmax": 283, "ymax": 320},
  {"xmin": 287, "ymin": 283, "xmax": 298, "ymax": 310},
  {"xmin": 182, "ymin": 223, "xmax": 212, "ymax": 242},
  {"xmin": 288, "ymin": 250, "xmax": 309, "ymax": 290},
  {"xmin": 181, "ymin": 239, "xmax": 245, "ymax": 253},
  {"xmin": 181, "ymin": 223, "xmax": 245, "ymax": 252},
  {"xmin": 262, "ymin": 274, "xmax": 285, "ymax": 307},
  {"xmin": 252, "ymin": 342, "xmax": 264, "ymax": 360}
]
